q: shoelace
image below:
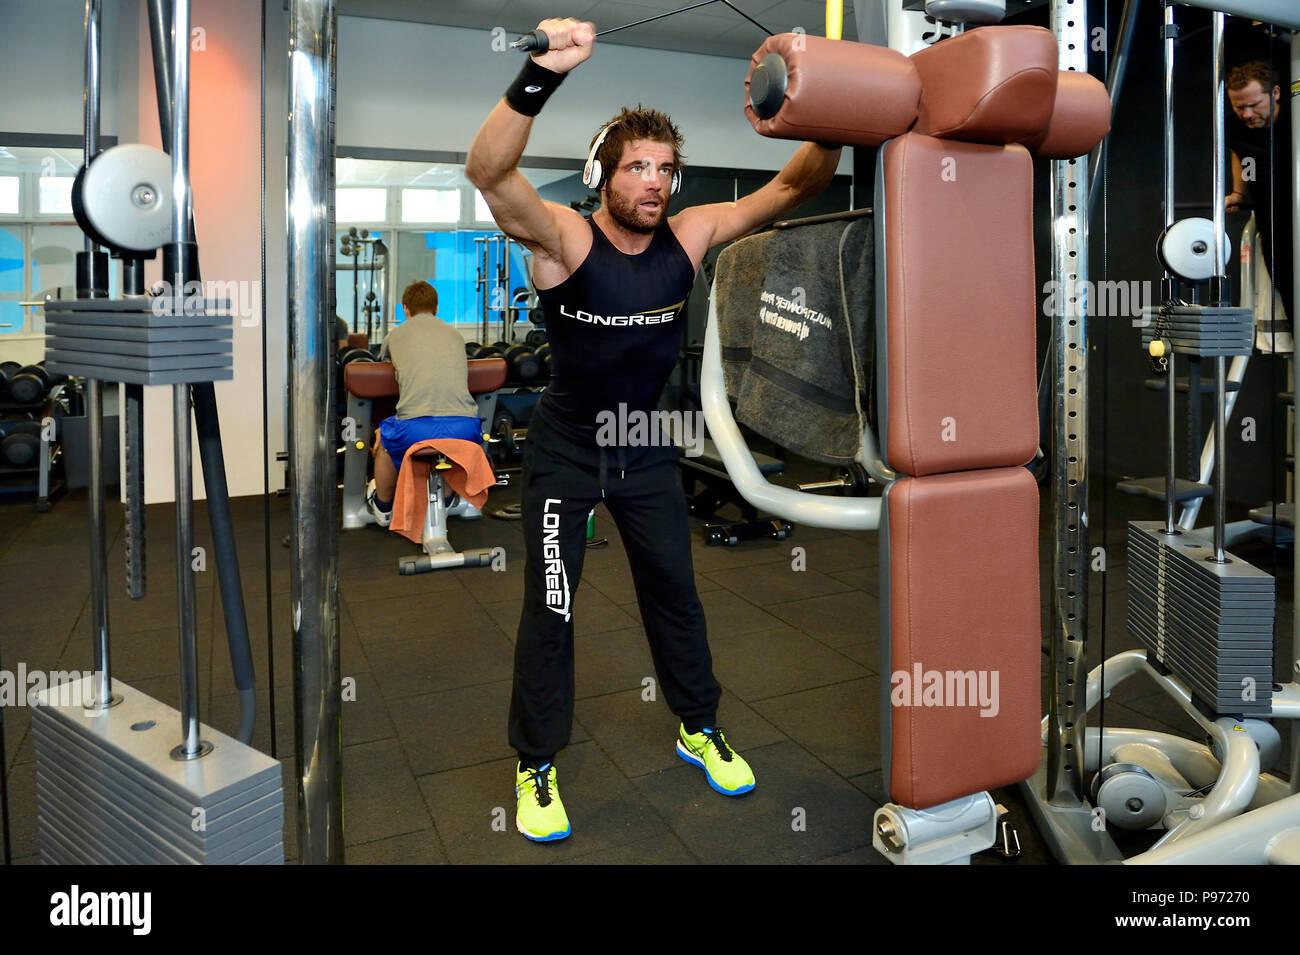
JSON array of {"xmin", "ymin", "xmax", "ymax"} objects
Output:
[
  {"xmin": 525, "ymin": 766, "xmax": 553, "ymax": 807},
  {"xmin": 704, "ymin": 728, "xmax": 734, "ymax": 763}
]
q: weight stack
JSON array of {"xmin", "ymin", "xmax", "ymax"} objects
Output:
[
  {"xmin": 32, "ymin": 677, "xmax": 283, "ymax": 864},
  {"xmin": 1126, "ymin": 521, "xmax": 1275, "ymax": 717},
  {"xmin": 1139, "ymin": 305, "xmax": 1253, "ymax": 357},
  {"xmin": 42, "ymin": 297, "xmax": 233, "ymax": 385}
]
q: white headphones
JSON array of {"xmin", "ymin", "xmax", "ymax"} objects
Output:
[{"xmin": 583, "ymin": 120, "xmax": 681, "ymax": 195}]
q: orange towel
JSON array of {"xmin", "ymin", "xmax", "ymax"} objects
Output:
[{"xmin": 390, "ymin": 438, "xmax": 496, "ymax": 544}]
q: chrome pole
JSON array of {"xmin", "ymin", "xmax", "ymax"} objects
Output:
[
  {"xmin": 83, "ymin": 0, "xmax": 101, "ymax": 257},
  {"xmin": 288, "ymin": 0, "xmax": 344, "ymax": 863},
  {"xmin": 1290, "ymin": 29, "xmax": 1300, "ymax": 794},
  {"xmin": 1211, "ymin": 11, "xmax": 1227, "ymax": 562},
  {"xmin": 1163, "ymin": 2, "xmax": 1177, "ymax": 534},
  {"xmin": 1046, "ymin": 0, "xmax": 1090, "ymax": 804},
  {"xmin": 83, "ymin": 0, "xmax": 112, "ymax": 710},
  {"xmin": 168, "ymin": 0, "xmax": 204, "ymax": 758}
]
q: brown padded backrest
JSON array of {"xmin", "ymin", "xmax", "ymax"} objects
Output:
[
  {"xmin": 1022, "ymin": 69, "xmax": 1111, "ymax": 159},
  {"xmin": 910, "ymin": 25, "xmax": 1058, "ymax": 144},
  {"xmin": 346, "ymin": 333, "xmax": 369, "ymax": 350},
  {"xmin": 885, "ymin": 467, "xmax": 1041, "ymax": 809},
  {"xmin": 344, "ymin": 357, "xmax": 507, "ymax": 399},
  {"xmin": 882, "ymin": 134, "xmax": 1038, "ymax": 475},
  {"xmin": 744, "ymin": 34, "xmax": 920, "ymax": 147}
]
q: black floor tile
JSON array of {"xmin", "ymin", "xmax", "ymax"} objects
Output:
[
  {"xmin": 706, "ymin": 562, "xmax": 854, "ymax": 607},
  {"xmin": 365, "ymin": 628, "xmax": 515, "ymax": 700},
  {"xmin": 765, "ymin": 591, "xmax": 879, "ymax": 649},
  {"xmin": 341, "ymin": 738, "xmax": 434, "ymax": 847},
  {"xmin": 697, "ymin": 589, "xmax": 785, "ymax": 638},
  {"xmin": 711, "ymin": 626, "xmax": 870, "ymax": 701},
  {"xmin": 631, "ymin": 740, "xmax": 875, "ymax": 865},
  {"xmin": 751, "ymin": 678, "xmax": 881, "ymax": 778},
  {"xmin": 346, "ymin": 828, "xmax": 446, "ymax": 865}
]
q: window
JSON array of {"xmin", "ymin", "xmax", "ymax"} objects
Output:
[
  {"xmin": 474, "ymin": 190, "xmax": 495, "ymax": 225},
  {"xmin": 37, "ymin": 176, "xmax": 74, "ymax": 215},
  {"xmin": 401, "ymin": 188, "xmax": 459, "ymax": 224},
  {"xmin": 0, "ymin": 176, "xmax": 19, "ymax": 215},
  {"xmin": 336, "ymin": 187, "xmax": 387, "ymax": 223}
]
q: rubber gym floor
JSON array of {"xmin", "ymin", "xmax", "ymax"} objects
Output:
[{"xmin": 0, "ymin": 463, "xmax": 1293, "ymax": 865}]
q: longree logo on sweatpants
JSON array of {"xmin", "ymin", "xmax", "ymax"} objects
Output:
[
  {"xmin": 890, "ymin": 664, "xmax": 1000, "ymax": 718},
  {"xmin": 49, "ymin": 885, "xmax": 151, "ymax": 935},
  {"xmin": 542, "ymin": 498, "xmax": 571, "ymax": 621}
]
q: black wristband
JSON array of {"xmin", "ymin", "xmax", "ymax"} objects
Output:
[{"xmin": 505, "ymin": 59, "xmax": 566, "ymax": 117}]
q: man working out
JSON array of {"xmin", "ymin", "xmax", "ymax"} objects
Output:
[
  {"xmin": 365, "ymin": 280, "xmax": 482, "ymax": 527},
  {"xmin": 1226, "ymin": 60, "xmax": 1294, "ymax": 323},
  {"xmin": 466, "ymin": 17, "xmax": 842, "ymax": 842}
]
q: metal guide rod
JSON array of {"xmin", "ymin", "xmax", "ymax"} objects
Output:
[
  {"xmin": 1291, "ymin": 28, "xmax": 1300, "ymax": 794},
  {"xmin": 1163, "ymin": 2, "xmax": 1177, "ymax": 534},
  {"xmin": 1047, "ymin": 0, "xmax": 1091, "ymax": 804},
  {"xmin": 83, "ymin": 0, "xmax": 112, "ymax": 711},
  {"xmin": 1211, "ymin": 11, "xmax": 1227, "ymax": 562},
  {"xmin": 169, "ymin": 0, "xmax": 204, "ymax": 758},
  {"xmin": 288, "ymin": 0, "xmax": 344, "ymax": 863}
]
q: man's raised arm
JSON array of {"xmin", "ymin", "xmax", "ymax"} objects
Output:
[{"xmin": 465, "ymin": 18, "xmax": 595, "ymax": 260}]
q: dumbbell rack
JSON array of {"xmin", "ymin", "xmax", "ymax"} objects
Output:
[{"xmin": 0, "ymin": 393, "xmax": 67, "ymax": 512}]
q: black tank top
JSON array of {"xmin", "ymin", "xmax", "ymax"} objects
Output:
[{"xmin": 534, "ymin": 215, "xmax": 696, "ymax": 449}]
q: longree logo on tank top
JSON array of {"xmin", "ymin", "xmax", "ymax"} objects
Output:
[
  {"xmin": 542, "ymin": 498, "xmax": 571, "ymax": 621},
  {"xmin": 558, "ymin": 298, "xmax": 684, "ymax": 327}
]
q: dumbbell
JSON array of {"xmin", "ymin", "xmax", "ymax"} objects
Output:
[
  {"xmin": 0, "ymin": 361, "xmax": 20, "ymax": 398},
  {"xmin": 535, "ymin": 343, "xmax": 552, "ymax": 377},
  {"xmin": 8, "ymin": 365, "xmax": 51, "ymax": 404},
  {"xmin": 464, "ymin": 341, "xmax": 482, "ymax": 357},
  {"xmin": 504, "ymin": 344, "xmax": 540, "ymax": 382},
  {"xmin": 525, "ymin": 328, "xmax": 548, "ymax": 348},
  {"xmin": 492, "ymin": 414, "xmax": 527, "ymax": 456},
  {"xmin": 475, "ymin": 344, "xmax": 505, "ymax": 360},
  {"xmin": 2, "ymin": 420, "xmax": 43, "ymax": 468}
]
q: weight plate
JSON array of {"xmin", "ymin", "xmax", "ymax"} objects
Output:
[
  {"xmin": 1158, "ymin": 218, "xmax": 1232, "ymax": 283},
  {"xmin": 80, "ymin": 143, "xmax": 174, "ymax": 253}
]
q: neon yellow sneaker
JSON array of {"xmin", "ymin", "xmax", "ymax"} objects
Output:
[
  {"xmin": 514, "ymin": 762, "xmax": 571, "ymax": 842},
  {"xmin": 676, "ymin": 725, "xmax": 755, "ymax": 796}
]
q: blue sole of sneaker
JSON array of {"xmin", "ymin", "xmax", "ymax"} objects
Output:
[
  {"xmin": 516, "ymin": 818, "xmax": 571, "ymax": 842},
  {"xmin": 675, "ymin": 741, "xmax": 755, "ymax": 796}
]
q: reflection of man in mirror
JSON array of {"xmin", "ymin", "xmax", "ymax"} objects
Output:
[{"xmin": 1225, "ymin": 60, "xmax": 1293, "ymax": 322}]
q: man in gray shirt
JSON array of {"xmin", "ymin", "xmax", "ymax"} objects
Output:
[{"xmin": 366, "ymin": 280, "xmax": 483, "ymax": 525}]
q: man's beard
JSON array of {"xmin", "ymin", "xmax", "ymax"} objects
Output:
[{"xmin": 605, "ymin": 188, "xmax": 667, "ymax": 234}]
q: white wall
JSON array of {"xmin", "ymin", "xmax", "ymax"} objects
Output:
[
  {"xmin": 132, "ymin": 0, "xmax": 288, "ymax": 503},
  {"xmin": 0, "ymin": 0, "xmax": 125, "ymax": 137},
  {"xmin": 336, "ymin": 16, "xmax": 851, "ymax": 175}
]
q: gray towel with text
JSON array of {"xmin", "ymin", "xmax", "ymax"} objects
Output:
[{"xmin": 713, "ymin": 216, "xmax": 873, "ymax": 464}]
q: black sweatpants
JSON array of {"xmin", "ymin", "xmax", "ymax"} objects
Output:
[{"xmin": 508, "ymin": 413, "xmax": 721, "ymax": 764}]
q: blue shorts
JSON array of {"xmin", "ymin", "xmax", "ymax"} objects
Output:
[{"xmin": 378, "ymin": 415, "xmax": 482, "ymax": 472}]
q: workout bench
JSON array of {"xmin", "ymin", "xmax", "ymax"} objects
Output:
[{"xmin": 341, "ymin": 357, "xmax": 507, "ymax": 574}]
